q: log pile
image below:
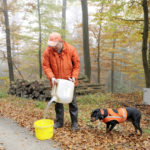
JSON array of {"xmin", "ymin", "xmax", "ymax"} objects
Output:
[
  {"xmin": 8, "ymin": 76, "xmax": 104, "ymax": 101},
  {"xmin": 8, "ymin": 79, "xmax": 51, "ymax": 101},
  {"xmin": 76, "ymin": 76, "xmax": 104, "ymax": 95}
]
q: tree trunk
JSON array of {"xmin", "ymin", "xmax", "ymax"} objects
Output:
[
  {"xmin": 148, "ymin": 42, "xmax": 150, "ymax": 64},
  {"xmin": 142, "ymin": 0, "xmax": 150, "ymax": 88},
  {"xmin": 81, "ymin": 0, "xmax": 91, "ymax": 81},
  {"xmin": 37, "ymin": 0, "xmax": 42, "ymax": 79},
  {"xmin": 3, "ymin": 0, "xmax": 14, "ymax": 82},
  {"xmin": 97, "ymin": 27, "xmax": 101, "ymax": 84},
  {"xmin": 62, "ymin": 0, "xmax": 67, "ymax": 39},
  {"xmin": 110, "ymin": 0, "xmax": 117, "ymax": 93},
  {"xmin": 97, "ymin": 4, "xmax": 103, "ymax": 84},
  {"xmin": 111, "ymin": 39, "xmax": 116, "ymax": 93}
]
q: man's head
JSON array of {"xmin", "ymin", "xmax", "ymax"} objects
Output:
[{"xmin": 48, "ymin": 32, "xmax": 63, "ymax": 51}]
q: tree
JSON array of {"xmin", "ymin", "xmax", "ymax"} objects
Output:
[
  {"xmin": 110, "ymin": 0, "xmax": 117, "ymax": 93},
  {"xmin": 37, "ymin": 0, "xmax": 42, "ymax": 79},
  {"xmin": 111, "ymin": 39, "xmax": 116, "ymax": 93},
  {"xmin": 90, "ymin": 0, "xmax": 146, "ymax": 92},
  {"xmin": 89, "ymin": 3, "xmax": 104, "ymax": 84},
  {"xmin": 61, "ymin": 0, "xmax": 67, "ymax": 39},
  {"xmin": 81, "ymin": 0, "xmax": 91, "ymax": 81},
  {"xmin": 2, "ymin": 0, "xmax": 14, "ymax": 82},
  {"xmin": 12, "ymin": 0, "xmax": 62, "ymax": 80},
  {"xmin": 142, "ymin": 0, "xmax": 150, "ymax": 87},
  {"xmin": 97, "ymin": 4, "xmax": 103, "ymax": 84}
]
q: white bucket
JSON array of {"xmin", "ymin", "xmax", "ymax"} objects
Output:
[{"xmin": 51, "ymin": 79, "xmax": 74, "ymax": 104}]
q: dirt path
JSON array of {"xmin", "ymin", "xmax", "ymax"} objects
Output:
[{"xmin": 0, "ymin": 117, "xmax": 60, "ymax": 150}]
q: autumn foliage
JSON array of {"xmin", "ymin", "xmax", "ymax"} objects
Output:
[{"xmin": 0, "ymin": 92, "xmax": 150, "ymax": 150}]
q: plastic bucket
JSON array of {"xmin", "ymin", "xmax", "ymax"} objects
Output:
[
  {"xmin": 51, "ymin": 79, "xmax": 74, "ymax": 104},
  {"xmin": 34, "ymin": 119, "xmax": 54, "ymax": 140}
]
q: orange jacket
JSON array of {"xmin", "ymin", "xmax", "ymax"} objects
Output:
[
  {"xmin": 102, "ymin": 108, "xmax": 127, "ymax": 123},
  {"xmin": 42, "ymin": 41, "xmax": 80, "ymax": 86}
]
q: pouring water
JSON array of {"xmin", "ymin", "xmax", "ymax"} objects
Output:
[{"xmin": 43, "ymin": 97, "xmax": 57, "ymax": 119}]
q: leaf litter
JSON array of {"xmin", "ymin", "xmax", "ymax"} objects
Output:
[{"xmin": 0, "ymin": 92, "xmax": 150, "ymax": 150}]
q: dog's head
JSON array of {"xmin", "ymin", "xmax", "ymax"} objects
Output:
[{"xmin": 90, "ymin": 109, "xmax": 105, "ymax": 122}]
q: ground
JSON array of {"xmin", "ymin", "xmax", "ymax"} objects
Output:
[
  {"xmin": 0, "ymin": 117, "xmax": 59, "ymax": 150},
  {"xmin": 0, "ymin": 88, "xmax": 150, "ymax": 150}
]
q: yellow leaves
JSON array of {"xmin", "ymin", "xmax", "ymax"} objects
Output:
[{"xmin": 104, "ymin": 48, "xmax": 118, "ymax": 53}]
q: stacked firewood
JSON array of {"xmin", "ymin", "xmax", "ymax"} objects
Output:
[
  {"xmin": 8, "ymin": 76, "xmax": 104, "ymax": 101},
  {"xmin": 76, "ymin": 76, "xmax": 104, "ymax": 95},
  {"xmin": 8, "ymin": 79, "xmax": 51, "ymax": 101}
]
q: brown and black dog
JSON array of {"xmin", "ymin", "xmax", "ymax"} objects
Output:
[{"xmin": 91, "ymin": 107, "xmax": 142, "ymax": 135}]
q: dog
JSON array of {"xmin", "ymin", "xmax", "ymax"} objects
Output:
[{"xmin": 90, "ymin": 107, "xmax": 142, "ymax": 135}]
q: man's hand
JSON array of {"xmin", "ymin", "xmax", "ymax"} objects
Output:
[
  {"xmin": 68, "ymin": 77, "xmax": 75, "ymax": 83},
  {"xmin": 51, "ymin": 77, "xmax": 56, "ymax": 86}
]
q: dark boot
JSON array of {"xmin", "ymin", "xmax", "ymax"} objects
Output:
[
  {"xmin": 69, "ymin": 89, "xmax": 78, "ymax": 131},
  {"xmin": 54, "ymin": 103, "xmax": 64, "ymax": 129},
  {"xmin": 71, "ymin": 122, "xmax": 78, "ymax": 131}
]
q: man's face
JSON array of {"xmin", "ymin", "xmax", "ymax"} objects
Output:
[{"xmin": 51, "ymin": 42, "xmax": 62, "ymax": 52}]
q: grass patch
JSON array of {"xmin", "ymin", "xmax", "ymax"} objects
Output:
[
  {"xmin": 77, "ymin": 93, "xmax": 111, "ymax": 105},
  {"xmin": 0, "ymin": 86, "xmax": 8, "ymax": 98},
  {"xmin": 34, "ymin": 101, "xmax": 46, "ymax": 109},
  {"xmin": 77, "ymin": 93, "xmax": 113, "ymax": 123},
  {"xmin": 143, "ymin": 128, "xmax": 150, "ymax": 135}
]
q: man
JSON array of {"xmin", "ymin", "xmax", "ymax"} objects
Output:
[{"xmin": 42, "ymin": 32, "xmax": 80, "ymax": 130}]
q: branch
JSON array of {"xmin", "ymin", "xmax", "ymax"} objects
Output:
[
  {"xmin": 129, "ymin": 0, "xmax": 142, "ymax": 7},
  {"xmin": 91, "ymin": 29, "xmax": 97, "ymax": 39},
  {"xmin": 13, "ymin": 62, "xmax": 24, "ymax": 80},
  {"xmin": 1, "ymin": 51, "xmax": 6, "ymax": 62},
  {"xmin": 113, "ymin": 17, "xmax": 144, "ymax": 22}
]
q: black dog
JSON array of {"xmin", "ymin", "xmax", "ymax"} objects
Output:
[{"xmin": 91, "ymin": 107, "xmax": 142, "ymax": 135}]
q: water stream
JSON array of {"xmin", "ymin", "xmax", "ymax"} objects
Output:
[{"xmin": 43, "ymin": 96, "xmax": 57, "ymax": 119}]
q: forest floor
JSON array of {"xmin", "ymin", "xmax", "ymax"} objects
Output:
[{"xmin": 0, "ymin": 87, "xmax": 150, "ymax": 150}]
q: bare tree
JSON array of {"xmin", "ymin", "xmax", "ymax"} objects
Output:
[
  {"xmin": 2, "ymin": 0, "xmax": 14, "ymax": 82},
  {"xmin": 81, "ymin": 0, "xmax": 91, "ymax": 81}
]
